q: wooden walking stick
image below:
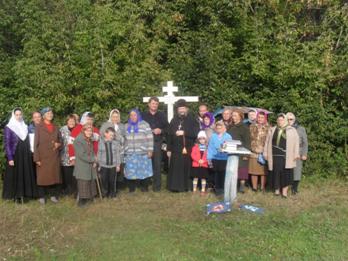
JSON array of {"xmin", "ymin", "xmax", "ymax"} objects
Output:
[
  {"xmin": 93, "ymin": 163, "xmax": 103, "ymax": 200},
  {"xmin": 95, "ymin": 171, "xmax": 103, "ymax": 200}
]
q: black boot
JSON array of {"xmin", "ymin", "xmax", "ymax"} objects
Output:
[
  {"xmin": 292, "ymin": 181, "xmax": 299, "ymax": 194},
  {"xmin": 128, "ymin": 180, "xmax": 136, "ymax": 193},
  {"xmin": 78, "ymin": 199, "xmax": 87, "ymax": 207},
  {"xmin": 140, "ymin": 178, "xmax": 149, "ymax": 192}
]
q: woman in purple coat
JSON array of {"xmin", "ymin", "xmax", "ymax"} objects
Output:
[{"xmin": 3, "ymin": 108, "xmax": 38, "ymax": 202}]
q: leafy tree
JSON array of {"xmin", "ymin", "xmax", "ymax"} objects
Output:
[{"xmin": 0, "ymin": 0, "xmax": 346, "ymax": 176}]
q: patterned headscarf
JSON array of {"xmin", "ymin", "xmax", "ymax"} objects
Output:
[
  {"xmin": 256, "ymin": 111, "xmax": 269, "ymax": 126},
  {"xmin": 127, "ymin": 109, "xmax": 142, "ymax": 134},
  {"xmin": 201, "ymin": 112, "xmax": 215, "ymax": 129},
  {"xmin": 276, "ymin": 113, "xmax": 288, "ymax": 146},
  {"xmin": 40, "ymin": 107, "xmax": 52, "ymax": 116}
]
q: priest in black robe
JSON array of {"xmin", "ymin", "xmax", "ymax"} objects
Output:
[{"xmin": 167, "ymin": 99, "xmax": 200, "ymax": 192}]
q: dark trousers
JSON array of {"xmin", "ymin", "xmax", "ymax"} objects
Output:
[
  {"xmin": 61, "ymin": 166, "xmax": 77, "ymax": 196},
  {"xmin": 38, "ymin": 185, "xmax": 59, "ymax": 198},
  {"xmin": 212, "ymin": 159, "xmax": 227, "ymax": 196},
  {"xmin": 152, "ymin": 141, "xmax": 163, "ymax": 191},
  {"xmin": 100, "ymin": 167, "xmax": 117, "ymax": 198},
  {"xmin": 127, "ymin": 178, "xmax": 150, "ymax": 192},
  {"xmin": 207, "ymin": 168, "xmax": 215, "ymax": 188}
]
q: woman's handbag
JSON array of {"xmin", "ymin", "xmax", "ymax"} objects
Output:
[{"xmin": 257, "ymin": 153, "xmax": 266, "ymax": 165}]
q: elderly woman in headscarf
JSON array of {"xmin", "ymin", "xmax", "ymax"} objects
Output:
[
  {"xmin": 33, "ymin": 107, "xmax": 62, "ymax": 204},
  {"xmin": 100, "ymin": 109, "xmax": 126, "ymax": 188},
  {"xmin": 100, "ymin": 109, "xmax": 125, "ymax": 151},
  {"xmin": 124, "ymin": 109, "xmax": 154, "ymax": 193},
  {"xmin": 249, "ymin": 111, "xmax": 270, "ymax": 192},
  {"xmin": 286, "ymin": 112, "xmax": 308, "ymax": 194},
  {"xmin": 264, "ymin": 113, "xmax": 299, "ymax": 198},
  {"xmin": 3, "ymin": 108, "xmax": 38, "ymax": 202},
  {"xmin": 200, "ymin": 112, "xmax": 215, "ymax": 142},
  {"xmin": 68, "ymin": 112, "xmax": 100, "ymax": 165},
  {"xmin": 73, "ymin": 124, "xmax": 98, "ymax": 207}
]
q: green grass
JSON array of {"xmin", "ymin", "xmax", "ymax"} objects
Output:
[{"xmin": 1, "ymin": 178, "xmax": 348, "ymax": 261}]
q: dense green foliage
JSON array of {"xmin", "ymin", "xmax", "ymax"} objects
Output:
[{"xmin": 0, "ymin": 0, "xmax": 347, "ymax": 176}]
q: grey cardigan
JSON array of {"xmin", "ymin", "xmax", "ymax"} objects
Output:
[
  {"xmin": 124, "ymin": 121, "xmax": 153, "ymax": 155},
  {"xmin": 97, "ymin": 138, "xmax": 121, "ymax": 168},
  {"xmin": 295, "ymin": 125, "xmax": 308, "ymax": 156},
  {"xmin": 100, "ymin": 121, "xmax": 126, "ymax": 162}
]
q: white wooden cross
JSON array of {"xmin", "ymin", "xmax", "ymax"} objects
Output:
[{"xmin": 143, "ymin": 81, "xmax": 199, "ymax": 122}]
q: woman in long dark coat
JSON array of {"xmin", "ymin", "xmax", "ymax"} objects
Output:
[
  {"xmin": 3, "ymin": 108, "xmax": 38, "ymax": 202},
  {"xmin": 167, "ymin": 99, "xmax": 200, "ymax": 192},
  {"xmin": 33, "ymin": 107, "xmax": 62, "ymax": 204}
]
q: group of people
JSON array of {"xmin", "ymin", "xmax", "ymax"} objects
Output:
[
  {"xmin": 219, "ymin": 107, "xmax": 308, "ymax": 198},
  {"xmin": 2, "ymin": 97, "xmax": 308, "ymax": 207}
]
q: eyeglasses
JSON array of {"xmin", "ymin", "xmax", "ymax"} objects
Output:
[{"xmin": 288, "ymin": 119, "xmax": 294, "ymax": 121}]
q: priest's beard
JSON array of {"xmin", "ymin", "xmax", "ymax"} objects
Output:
[{"xmin": 178, "ymin": 112, "xmax": 187, "ymax": 119}]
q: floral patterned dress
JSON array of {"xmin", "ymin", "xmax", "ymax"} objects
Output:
[{"xmin": 249, "ymin": 123, "xmax": 270, "ymax": 175}]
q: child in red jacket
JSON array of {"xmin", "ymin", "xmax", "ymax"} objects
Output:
[{"xmin": 191, "ymin": 131, "xmax": 209, "ymax": 194}]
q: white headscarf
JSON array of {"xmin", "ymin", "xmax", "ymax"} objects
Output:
[
  {"xmin": 285, "ymin": 112, "xmax": 296, "ymax": 122},
  {"xmin": 6, "ymin": 108, "xmax": 28, "ymax": 141},
  {"xmin": 108, "ymin": 109, "xmax": 120, "ymax": 122},
  {"xmin": 108, "ymin": 109, "xmax": 121, "ymax": 131},
  {"xmin": 80, "ymin": 112, "xmax": 91, "ymax": 125}
]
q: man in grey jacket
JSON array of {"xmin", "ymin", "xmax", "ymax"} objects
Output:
[{"xmin": 287, "ymin": 112, "xmax": 308, "ymax": 194}]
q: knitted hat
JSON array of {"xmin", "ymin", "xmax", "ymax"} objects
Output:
[{"xmin": 197, "ymin": 130, "xmax": 207, "ymax": 139}]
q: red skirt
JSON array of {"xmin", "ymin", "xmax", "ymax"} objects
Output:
[{"xmin": 238, "ymin": 167, "xmax": 249, "ymax": 180}]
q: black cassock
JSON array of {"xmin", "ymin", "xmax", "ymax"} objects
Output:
[{"xmin": 167, "ymin": 114, "xmax": 200, "ymax": 192}]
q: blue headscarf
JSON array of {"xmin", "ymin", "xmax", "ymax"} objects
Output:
[{"xmin": 127, "ymin": 109, "xmax": 142, "ymax": 134}]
